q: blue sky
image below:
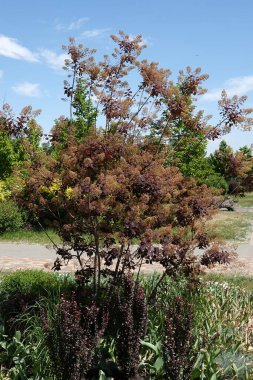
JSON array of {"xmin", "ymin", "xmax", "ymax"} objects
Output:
[{"xmin": 0, "ymin": 0, "xmax": 252, "ymax": 152}]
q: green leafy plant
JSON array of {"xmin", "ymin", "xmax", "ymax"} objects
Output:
[
  {"xmin": 0, "ymin": 270, "xmax": 75, "ymax": 333},
  {"xmin": 0, "ymin": 200, "xmax": 24, "ymax": 234},
  {"xmin": 0, "ymin": 321, "xmax": 53, "ymax": 380},
  {"xmin": 203, "ymin": 173, "xmax": 229, "ymax": 193},
  {"xmin": 210, "ymin": 140, "xmax": 253, "ymax": 195}
]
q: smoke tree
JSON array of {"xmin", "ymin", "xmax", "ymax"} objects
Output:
[{"xmin": 2, "ymin": 32, "xmax": 253, "ymax": 292}]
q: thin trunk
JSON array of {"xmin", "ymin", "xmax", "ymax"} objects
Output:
[
  {"xmin": 120, "ymin": 242, "xmax": 130, "ymax": 279},
  {"xmin": 37, "ymin": 220, "xmax": 59, "ymax": 251},
  {"xmin": 134, "ymin": 257, "xmax": 143, "ymax": 290},
  {"xmin": 87, "ymin": 82, "xmax": 93, "ymax": 131},
  {"xmin": 114, "ymin": 244, "xmax": 125, "ymax": 280},
  {"xmin": 155, "ymin": 119, "xmax": 170, "ymax": 154},
  {"xmin": 93, "ymin": 247, "xmax": 97, "ymax": 295},
  {"xmin": 70, "ymin": 63, "xmax": 77, "ymax": 122},
  {"xmin": 76, "ymin": 252, "xmax": 84, "ymax": 270},
  {"xmin": 95, "ymin": 233, "xmax": 101, "ymax": 293},
  {"xmin": 126, "ymin": 94, "xmax": 152, "ymax": 134}
]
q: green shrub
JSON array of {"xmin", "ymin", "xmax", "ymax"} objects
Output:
[
  {"xmin": 0, "ymin": 200, "xmax": 24, "ymax": 233},
  {"xmin": 0, "ymin": 270, "xmax": 76, "ymax": 332},
  {"xmin": 204, "ymin": 173, "xmax": 229, "ymax": 193}
]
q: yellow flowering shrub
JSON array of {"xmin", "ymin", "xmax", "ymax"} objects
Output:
[
  {"xmin": 0, "ymin": 181, "xmax": 11, "ymax": 202},
  {"xmin": 40, "ymin": 179, "xmax": 61, "ymax": 198},
  {"xmin": 65, "ymin": 186, "xmax": 73, "ymax": 200}
]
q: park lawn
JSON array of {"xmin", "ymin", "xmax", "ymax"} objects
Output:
[
  {"xmin": 0, "ymin": 229, "xmax": 62, "ymax": 245},
  {"xmin": 207, "ymin": 211, "xmax": 253, "ymax": 242},
  {"xmin": 234, "ymin": 192, "xmax": 253, "ymax": 207}
]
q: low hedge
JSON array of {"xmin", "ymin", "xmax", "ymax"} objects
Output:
[{"xmin": 0, "ymin": 270, "xmax": 76, "ymax": 333}]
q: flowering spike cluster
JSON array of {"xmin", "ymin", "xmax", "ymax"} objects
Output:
[
  {"xmin": 109, "ymin": 276, "xmax": 147, "ymax": 378},
  {"xmin": 42, "ymin": 293, "xmax": 108, "ymax": 380},
  {"xmin": 163, "ymin": 296, "xmax": 194, "ymax": 380}
]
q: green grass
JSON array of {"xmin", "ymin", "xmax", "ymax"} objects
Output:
[
  {"xmin": 0, "ymin": 229, "xmax": 62, "ymax": 245},
  {"xmin": 234, "ymin": 192, "xmax": 253, "ymax": 207},
  {"xmin": 207, "ymin": 211, "xmax": 253, "ymax": 241}
]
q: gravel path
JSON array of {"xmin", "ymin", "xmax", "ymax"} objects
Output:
[
  {"xmin": 0, "ymin": 243, "xmax": 165, "ymax": 273},
  {"xmin": 0, "ymin": 240, "xmax": 252, "ymax": 274},
  {"xmin": 234, "ymin": 207, "xmax": 253, "ymax": 213}
]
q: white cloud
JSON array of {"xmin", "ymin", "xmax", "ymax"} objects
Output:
[
  {"xmin": 39, "ymin": 49, "xmax": 68, "ymax": 71},
  {"xmin": 203, "ymin": 75, "xmax": 253, "ymax": 101},
  {"xmin": 54, "ymin": 17, "xmax": 89, "ymax": 31},
  {"xmin": 12, "ymin": 82, "xmax": 41, "ymax": 97},
  {"xmin": 81, "ymin": 28, "xmax": 110, "ymax": 38},
  {"xmin": 0, "ymin": 35, "xmax": 38, "ymax": 62},
  {"xmin": 68, "ymin": 17, "xmax": 89, "ymax": 30},
  {"xmin": 55, "ymin": 23, "xmax": 64, "ymax": 31}
]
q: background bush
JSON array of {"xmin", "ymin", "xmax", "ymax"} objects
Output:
[
  {"xmin": 0, "ymin": 200, "xmax": 24, "ymax": 234},
  {"xmin": 203, "ymin": 173, "xmax": 229, "ymax": 193},
  {"xmin": 0, "ymin": 270, "xmax": 76, "ymax": 332}
]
